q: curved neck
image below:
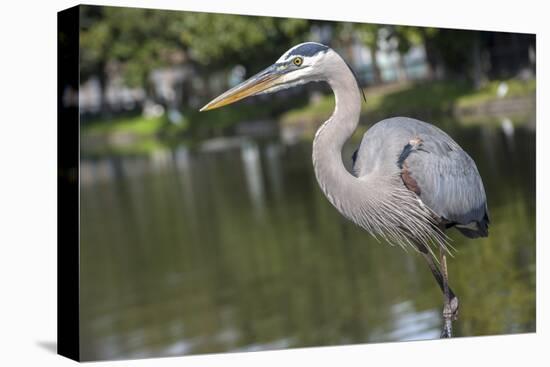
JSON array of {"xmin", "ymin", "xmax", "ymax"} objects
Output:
[
  {"xmin": 310, "ymin": 53, "xmax": 445, "ymax": 250},
  {"xmin": 312, "ymin": 59, "xmax": 362, "ymax": 214}
]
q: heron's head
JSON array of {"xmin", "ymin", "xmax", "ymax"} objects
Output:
[{"xmin": 200, "ymin": 42, "xmax": 349, "ymax": 111}]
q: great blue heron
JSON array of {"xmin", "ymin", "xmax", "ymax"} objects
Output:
[{"xmin": 200, "ymin": 42, "xmax": 489, "ymax": 338}]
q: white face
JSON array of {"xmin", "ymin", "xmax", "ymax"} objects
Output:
[{"xmin": 260, "ymin": 43, "xmax": 332, "ymax": 94}]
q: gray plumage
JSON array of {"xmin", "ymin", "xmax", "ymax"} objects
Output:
[{"xmin": 352, "ymin": 117, "xmax": 489, "ymax": 240}]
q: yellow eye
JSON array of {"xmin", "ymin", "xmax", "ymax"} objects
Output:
[{"xmin": 293, "ymin": 57, "xmax": 303, "ymax": 66}]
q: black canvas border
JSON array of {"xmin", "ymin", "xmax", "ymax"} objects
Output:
[{"xmin": 57, "ymin": 4, "xmax": 80, "ymax": 362}]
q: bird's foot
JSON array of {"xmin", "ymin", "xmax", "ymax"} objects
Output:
[
  {"xmin": 440, "ymin": 296, "xmax": 459, "ymax": 338},
  {"xmin": 441, "ymin": 322, "xmax": 452, "ymax": 338},
  {"xmin": 442, "ymin": 297, "xmax": 459, "ymax": 320},
  {"xmin": 449, "ymin": 296, "xmax": 459, "ymax": 321}
]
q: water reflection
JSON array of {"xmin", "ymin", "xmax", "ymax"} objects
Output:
[
  {"xmin": 376, "ymin": 301, "xmax": 440, "ymax": 342},
  {"xmin": 80, "ymin": 124, "xmax": 535, "ymax": 361},
  {"xmin": 240, "ymin": 140, "xmax": 266, "ymax": 217}
]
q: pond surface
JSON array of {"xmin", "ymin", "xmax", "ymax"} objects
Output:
[{"xmin": 79, "ymin": 121, "xmax": 535, "ymax": 361}]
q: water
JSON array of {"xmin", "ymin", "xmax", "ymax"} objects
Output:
[{"xmin": 79, "ymin": 122, "xmax": 535, "ymax": 361}]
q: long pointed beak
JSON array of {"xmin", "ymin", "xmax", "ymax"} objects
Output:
[{"xmin": 200, "ymin": 65, "xmax": 284, "ymax": 111}]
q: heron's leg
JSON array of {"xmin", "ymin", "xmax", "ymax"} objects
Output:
[
  {"xmin": 415, "ymin": 243, "xmax": 459, "ymax": 337},
  {"xmin": 439, "ymin": 245, "xmax": 453, "ymax": 338}
]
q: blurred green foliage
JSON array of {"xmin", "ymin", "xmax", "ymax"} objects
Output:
[
  {"xmin": 80, "ymin": 6, "xmax": 310, "ymax": 87},
  {"xmin": 456, "ymin": 78, "xmax": 536, "ymax": 108},
  {"xmin": 84, "ymin": 114, "xmax": 168, "ymax": 136},
  {"xmin": 177, "ymin": 14, "xmax": 308, "ymax": 65}
]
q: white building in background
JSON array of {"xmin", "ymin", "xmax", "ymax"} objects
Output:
[
  {"xmin": 79, "ymin": 76, "xmax": 146, "ymax": 115},
  {"xmin": 79, "ymin": 65, "xmax": 193, "ymax": 118},
  {"xmin": 346, "ymin": 37, "xmax": 430, "ymax": 85}
]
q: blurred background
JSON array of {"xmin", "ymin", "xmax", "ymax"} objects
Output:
[{"xmin": 75, "ymin": 5, "xmax": 536, "ymax": 361}]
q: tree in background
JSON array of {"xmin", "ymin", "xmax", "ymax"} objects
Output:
[
  {"xmin": 353, "ymin": 23, "xmax": 383, "ymax": 85},
  {"xmin": 79, "ymin": 6, "xmax": 310, "ymax": 116},
  {"xmin": 419, "ymin": 28, "xmax": 489, "ymax": 86},
  {"xmin": 386, "ymin": 25, "xmax": 424, "ymax": 82}
]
